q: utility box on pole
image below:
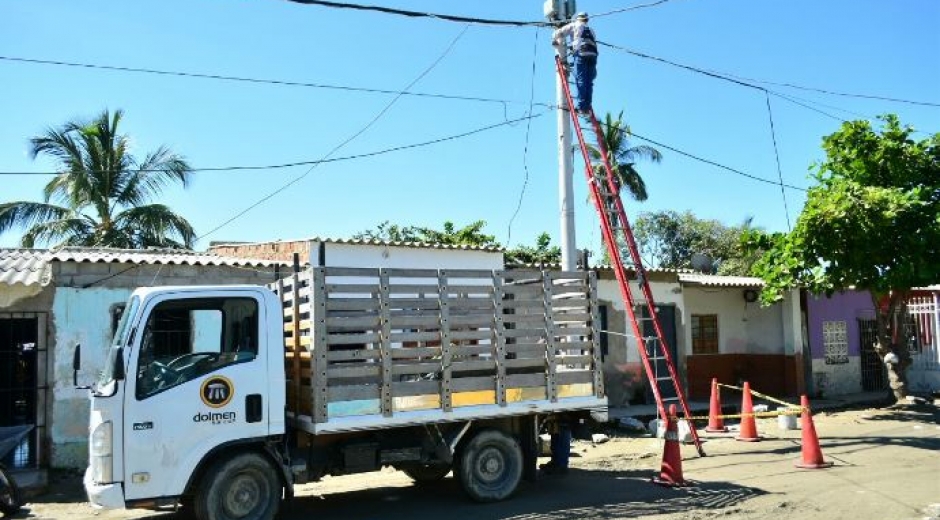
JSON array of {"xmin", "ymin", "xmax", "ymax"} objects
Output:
[{"xmin": 543, "ymin": 0, "xmax": 576, "ymax": 21}]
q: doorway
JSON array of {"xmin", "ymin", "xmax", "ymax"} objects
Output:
[{"xmin": 0, "ymin": 313, "xmax": 45, "ymax": 469}]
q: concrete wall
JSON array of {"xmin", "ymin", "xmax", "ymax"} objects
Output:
[
  {"xmin": 682, "ymin": 287, "xmax": 800, "ymax": 399},
  {"xmin": 596, "ymin": 273, "xmax": 684, "ymax": 407},
  {"xmin": 46, "ymin": 261, "xmax": 280, "ymax": 468}
]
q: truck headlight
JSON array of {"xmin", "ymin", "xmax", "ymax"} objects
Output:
[{"xmin": 90, "ymin": 421, "xmax": 113, "ymax": 483}]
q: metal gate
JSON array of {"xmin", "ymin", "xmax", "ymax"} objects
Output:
[
  {"xmin": 858, "ymin": 318, "xmax": 888, "ymax": 392},
  {"xmin": 0, "ymin": 312, "xmax": 48, "ymax": 469}
]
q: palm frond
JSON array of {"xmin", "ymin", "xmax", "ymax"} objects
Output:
[
  {"xmin": 20, "ymin": 217, "xmax": 96, "ymax": 248},
  {"xmin": 0, "ymin": 201, "xmax": 75, "ymax": 235},
  {"xmin": 118, "ymin": 146, "xmax": 192, "ymax": 207},
  {"xmin": 112, "ymin": 204, "xmax": 196, "ymax": 249}
]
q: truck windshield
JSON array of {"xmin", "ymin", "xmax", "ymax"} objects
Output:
[{"xmin": 97, "ymin": 295, "xmax": 140, "ymax": 390}]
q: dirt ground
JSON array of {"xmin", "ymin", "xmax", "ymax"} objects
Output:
[{"xmin": 10, "ymin": 403, "xmax": 940, "ymax": 520}]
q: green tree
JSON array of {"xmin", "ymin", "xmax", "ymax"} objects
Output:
[
  {"xmin": 504, "ymin": 232, "xmax": 561, "ymax": 266},
  {"xmin": 634, "ymin": 210, "xmax": 759, "ymax": 275},
  {"xmin": 353, "ymin": 220, "xmax": 498, "ymax": 248},
  {"xmin": 0, "ymin": 109, "xmax": 195, "ymax": 248},
  {"xmin": 589, "ymin": 111, "xmax": 662, "ymax": 202},
  {"xmin": 745, "ymin": 115, "xmax": 940, "ymax": 402}
]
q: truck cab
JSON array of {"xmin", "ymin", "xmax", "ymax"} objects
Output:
[{"xmin": 85, "ymin": 285, "xmax": 286, "ymax": 513}]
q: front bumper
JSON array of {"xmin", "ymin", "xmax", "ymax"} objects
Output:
[{"xmin": 84, "ymin": 468, "xmax": 124, "ymax": 509}]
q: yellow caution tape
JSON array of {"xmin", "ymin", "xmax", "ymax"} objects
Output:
[{"xmin": 716, "ymin": 382, "xmax": 801, "ymax": 409}]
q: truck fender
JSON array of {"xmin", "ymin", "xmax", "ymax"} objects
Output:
[{"xmin": 182, "ymin": 437, "xmax": 292, "ymax": 500}]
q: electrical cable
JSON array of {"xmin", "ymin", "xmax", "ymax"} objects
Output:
[
  {"xmin": 0, "ymin": 55, "xmax": 530, "ymax": 112},
  {"xmin": 593, "ymin": 0, "xmax": 686, "ymax": 18},
  {"xmin": 764, "ymin": 92, "xmax": 791, "ymax": 229},
  {"xmin": 598, "ymin": 41, "xmax": 940, "ymax": 108},
  {"xmin": 0, "ymin": 111, "xmax": 548, "ymax": 176},
  {"xmin": 506, "ymin": 27, "xmax": 540, "ymax": 247},
  {"xmin": 196, "ymin": 25, "xmax": 471, "ymax": 244},
  {"xmin": 283, "ymin": 0, "xmax": 550, "ymax": 27}
]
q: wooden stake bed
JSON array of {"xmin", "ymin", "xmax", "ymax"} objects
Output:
[{"xmin": 270, "ymin": 267, "xmax": 606, "ymax": 435}]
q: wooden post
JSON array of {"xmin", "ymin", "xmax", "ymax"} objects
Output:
[
  {"xmin": 543, "ymin": 270, "xmax": 558, "ymax": 402},
  {"xmin": 492, "ymin": 271, "xmax": 507, "ymax": 407},
  {"xmin": 312, "ymin": 267, "xmax": 329, "ymax": 423},
  {"xmin": 588, "ymin": 271, "xmax": 605, "ymax": 398},
  {"xmin": 438, "ymin": 270, "xmax": 453, "ymax": 412},
  {"xmin": 379, "ymin": 268, "xmax": 393, "ymax": 417},
  {"xmin": 290, "ymin": 253, "xmax": 302, "ymax": 417}
]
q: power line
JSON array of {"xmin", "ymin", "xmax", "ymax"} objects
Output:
[
  {"xmin": 0, "ymin": 111, "xmax": 548, "ymax": 176},
  {"xmin": 196, "ymin": 24, "xmax": 471, "ymax": 243},
  {"xmin": 283, "ymin": 0, "xmax": 549, "ymax": 27},
  {"xmin": 0, "ymin": 55, "xmax": 529, "ymax": 111},
  {"xmin": 764, "ymin": 93, "xmax": 791, "ymax": 229},
  {"xmin": 506, "ymin": 27, "xmax": 541, "ymax": 247},
  {"xmin": 598, "ymin": 41, "xmax": 940, "ymax": 108},
  {"xmin": 593, "ymin": 0, "xmax": 686, "ymax": 17}
]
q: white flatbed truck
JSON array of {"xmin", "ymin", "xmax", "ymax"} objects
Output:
[{"xmin": 82, "ymin": 267, "xmax": 607, "ymax": 520}]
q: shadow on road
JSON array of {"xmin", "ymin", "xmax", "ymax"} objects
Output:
[{"xmin": 281, "ymin": 468, "xmax": 766, "ymax": 520}]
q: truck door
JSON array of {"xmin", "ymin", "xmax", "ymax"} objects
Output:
[{"xmin": 123, "ymin": 290, "xmax": 270, "ymax": 501}]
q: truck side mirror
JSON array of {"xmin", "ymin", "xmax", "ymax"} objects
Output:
[{"xmin": 73, "ymin": 344, "xmax": 81, "ymax": 387}]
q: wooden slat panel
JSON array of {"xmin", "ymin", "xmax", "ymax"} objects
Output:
[
  {"xmin": 551, "ymin": 341, "xmax": 594, "ymax": 351},
  {"xmin": 503, "ymin": 358, "xmax": 545, "ymax": 369},
  {"xmin": 387, "ymin": 284, "xmax": 443, "ymax": 294},
  {"xmin": 387, "ymin": 315, "xmax": 441, "ymax": 328},
  {"xmin": 389, "ymin": 331, "xmax": 441, "ymax": 343},
  {"xmin": 327, "ymin": 332, "xmax": 381, "ymax": 345},
  {"xmin": 555, "ymin": 370, "xmax": 594, "ymax": 385},
  {"xmin": 328, "ymin": 384, "xmax": 380, "ymax": 402},
  {"xmin": 385, "ymin": 298, "xmax": 441, "ymax": 309},
  {"xmin": 505, "ymin": 373, "xmax": 547, "ymax": 388},
  {"xmin": 326, "ymin": 299, "xmax": 381, "ymax": 311},
  {"xmin": 450, "ymin": 359, "xmax": 496, "ymax": 372},
  {"xmin": 327, "ymin": 349, "xmax": 382, "ymax": 362},
  {"xmin": 451, "ymin": 376, "xmax": 496, "ymax": 392},
  {"xmin": 503, "ymin": 328, "xmax": 548, "ymax": 339},
  {"xmin": 501, "ymin": 299, "xmax": 545, "ymax": 310},
  {"xmin": 444, "ymin": 284, "xmax": 494, "ymax": 294},
  {"xmin": 449, "ymin": 329, "xmax": 493, "ymax": 341},
  {"xmin": 449, "ymin": 298, "xmax": 497, "ymax": 310},
  {"xmin": 554, "ymin": 326, "xmax": 591, "ymax": 336},
  {"xmin": 504, "ymin": 344, "xmax": 546, "ymax": 355},
  {"xmin": 391, "ymin": 379, "xmax": 441, "ymax": 397},
  {"xmin": 326, "ymin": 283, "xmax": 380, "ymax": 294},
  {"xmin": 449, "ymin": 314, "xmax": 495, "ymax": 327},
  {"xmin": 391, "ymin": 362, "xmax": 441, "ymax": 376},
  {"xmin": 324, "ymin": 266, "xmax": 381, "ymax": 277},
  {"xmin": 554, "ymin": 355, "xmax": 593, "ymax": 365},
  {"xmin": 548, "ymin": 270, "xmax": 589, "ymax": 281},
  {"xmin": 326, "ymin": 315, "xmax": 381, "ymax": 328},
  {"xmin": 390, "ymin": 346, "xmax": 441, "ymax": 359},
  {"xmin": 450, "ymin": 345, "xmax": 493, "ymax": 357},
  {"xmin": 551, "ymin": 312, "xmax": 591, "ymax": 322},
  {"xmin": 327, "ymin": 364, "xmax": 381, "ymax": 379}
]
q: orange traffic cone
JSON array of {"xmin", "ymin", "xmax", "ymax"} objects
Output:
[
  {"xmin": 705, "ymin": 378, "xmax": 728, "ymax": 433},
  {"xmin": 736, "ymin": 381, "xmax": 761, "ymax": 442},
  {"xmin": 795, "ymin": 395, "xmax": 834, "ymax": 469},
  {"xmin": 652, "ymin": 405, "xmax": 687, "ymax": 487}
]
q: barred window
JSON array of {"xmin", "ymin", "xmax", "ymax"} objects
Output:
[
  {"xmin": 692, "ymin": 314, "xmax": 719, "ymax": 354},
  {"xmin": 823, "ymin": 320, "xmax": 849, "ymax": 364}
]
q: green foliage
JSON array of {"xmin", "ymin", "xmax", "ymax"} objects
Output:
[
  {"xmin": 504, "ymin": 232, "xmax": 561, "ymax": 265},
  {"xmin": 746, "ymin": 115, "xmax": 940, "ymax": 305},
  {"xmin": 353, "ymin": 220, "xmax": 498, "ymax": 248},
  {"xmin": 588, "ymin": 111, "xmax": 661, "ymax": 202},
  {"xmin": 634, "ymin": 210, "xmax": 759, "ymax": 275},
  {"xmin": 0, "ymin": 109, "xmax": 195, "ymax": 249}
]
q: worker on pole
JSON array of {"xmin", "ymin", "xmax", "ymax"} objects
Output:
[{"xmin": 552, "ymin": 12, "xmax": 598, "ymax": 114}]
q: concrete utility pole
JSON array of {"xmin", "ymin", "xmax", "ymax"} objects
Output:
[{"xmin": 544, "ymin": 0, "xmax": 578, "ymax": 271}]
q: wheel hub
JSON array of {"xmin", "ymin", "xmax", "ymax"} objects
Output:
[
  {"xmin": 476, "ymin": 447, "xmax": 505, "ymax": 483},
  {"xmin": 223, "ymin": 474, "xmax": 263, "ymax": 518}
]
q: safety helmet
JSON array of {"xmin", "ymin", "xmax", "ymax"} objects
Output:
[{"xmin": 576, "ymin": 12, "xmax": 589, "ymax": 21}]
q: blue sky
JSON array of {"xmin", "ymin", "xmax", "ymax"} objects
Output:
[{"xmin": 2, "ymin": 0, "xmax": 938, "ymax": 254}]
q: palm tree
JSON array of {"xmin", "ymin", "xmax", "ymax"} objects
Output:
[
  {"xmin": 588, "ymin": 111, "xmax": 662, "ymax": 202},
  {"xmin": 0, "ymin": 109, "xmax": 196, "ymax": 249}
]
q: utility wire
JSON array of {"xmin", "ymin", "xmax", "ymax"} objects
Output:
[
  {"xmin": 764, "ymin": 92, "xmax": 791, "ymax": 229},
  {"xmin": 196, "ymin": 25, "xmax": 471, "ymax": 243},
  {"xmin": 283, "ymin": 0, "xmax": 550, "ymax": 26},
  {"xmin": 598, "ymin": 41, "xmax": 940, "ymax": 108},
  {"xmin": 593, "ymin": 0, "xmax": 686, "ymax": 17},
  {"xmin": 506, "ymin": 27, "xmax": 540, "ymax": 247},
  {"xmin": 0, "ymin": 111, "xmax": 548, "ymax": 176},
  {"xmin": 0, "ymin": 55, "xmax": 527, "ymax": 111}
]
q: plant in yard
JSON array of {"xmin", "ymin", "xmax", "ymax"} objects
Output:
[
  {"xmin": 0, "ymin": 109, "xmax": 195, "ymax": 249},
  {"xmin": 745, "ymin": 115, "xmax": 940, "ymax": 403}
]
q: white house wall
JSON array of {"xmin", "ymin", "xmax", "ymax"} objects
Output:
[
  {"xmin": 317, "ymin": 242, "xmax": 503, "ymax": 270},
  {"xmin": 50, "ymin": 287, "xmax": 131, "ymax": 468}
]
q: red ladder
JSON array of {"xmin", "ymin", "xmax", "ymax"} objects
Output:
[{"xmin": 554, "ymin": 55, "xmax": 705, "ymax": 456}]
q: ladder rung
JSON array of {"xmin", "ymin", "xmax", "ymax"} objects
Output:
[
  {"xmin": 655, "ymin": 376, "xmax": 675, "ymax": 382},
  {"xmin": 662, "ymin": 397, "xmax": 681, "ymax": 402}
]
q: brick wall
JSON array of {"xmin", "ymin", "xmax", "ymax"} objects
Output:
[{"xmin": 210, "ymin": 241, "xmax": 310, "ymax": 263}]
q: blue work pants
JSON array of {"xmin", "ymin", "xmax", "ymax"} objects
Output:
[{"xmin": 573, "ymin": 54, "xmax": 597, "ymax": 112}]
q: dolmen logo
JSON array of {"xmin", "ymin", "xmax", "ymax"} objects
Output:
[{"xmin": 200, "ymin": 376, "xmax": 234, "ymax": 408}]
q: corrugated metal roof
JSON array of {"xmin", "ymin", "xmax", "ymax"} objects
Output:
[
  {"xmin": 47, "ymin": 247, "xmax": 286, "ymax": 266},
  {"xmin": 678, "ymin": 273, "xmax": 765, "ymax": 288},
  {"xmin": 0, "ymin": 249, "xmax": 52, "ymax": 287},
  {"xmin": 212, "ymin": 237, "xmax": 504, "ymax": 252},
  {"xmin": 0, "ymin": 247, "xmax": 286, "ymax": 287}
]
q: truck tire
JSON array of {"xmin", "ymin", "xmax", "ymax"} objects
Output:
[
  {"xmin": 400, "ymin": 464, "xmax": 451, "ymax": 484},
  {"xmin": 194, "ymin": 453, "xmax": 280, "ymax": 520},
  {"xmin": 0, "ymin": 464, "xmax": 21, "ymax": 516},
  {"xmin": 456, "ymin": 429, "xmax": 523, "ymax": 503}
]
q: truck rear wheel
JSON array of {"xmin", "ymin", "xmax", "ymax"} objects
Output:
[
  {"xmin": 456, "ymin": 429, "xmax": 523, "ymax": 502},
  {"xmin": 400, "ymin": 464, "xmax": 451, "ymax": 484},
  {"xmin": 195, "ymin": 452, "xmax": 280, "ymax": 520},
  {"xmin": 0, "ymin": 464, "xmax": 21, "ymax": 516}
]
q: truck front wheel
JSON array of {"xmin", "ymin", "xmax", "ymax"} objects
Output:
[
  {"xmin": 456, "ymin": 429, "xmax": 523, "ymax": 502},
  {"xmin": 195, "ymin": 452, "xmax": 281, "ymax": 520}
]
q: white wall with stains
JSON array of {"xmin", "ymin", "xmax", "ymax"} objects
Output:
[{"xmin": 50, "ymin": 287, "xmax": 131, "ymax": 468}]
